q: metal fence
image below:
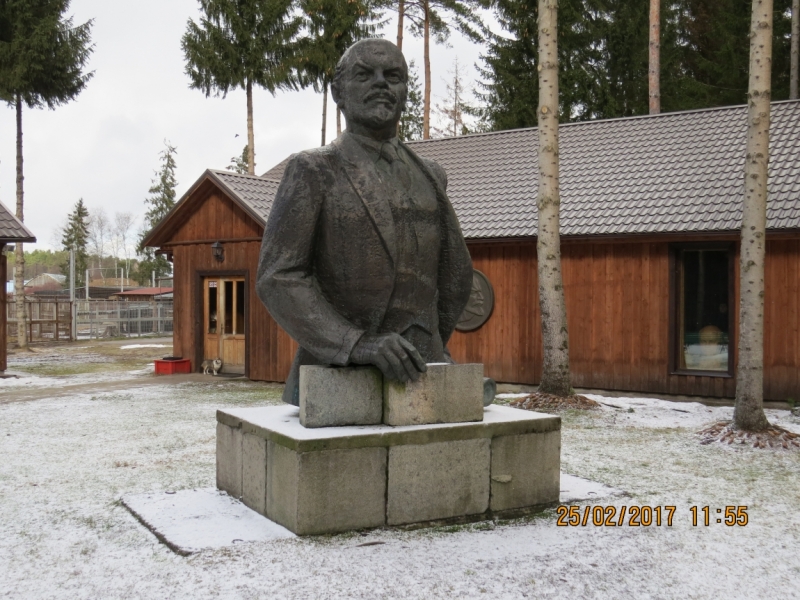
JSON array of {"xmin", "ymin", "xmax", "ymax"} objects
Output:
[
  {"xmin": 75, "ymin": 300, "xmax": 173, "ymax": 339},
  {"xmin": 6, "ymin": 299, "xmax": 174, "ymax": 342}
]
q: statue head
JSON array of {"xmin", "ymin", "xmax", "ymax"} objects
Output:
[{"xmin": 331, "ymin": 39, "xmax": 408, "ymax": 139}]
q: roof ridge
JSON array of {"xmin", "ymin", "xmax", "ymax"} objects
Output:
[{"xmin": 408, "ymin": 99, "xmax": 800, "ymax": 145}]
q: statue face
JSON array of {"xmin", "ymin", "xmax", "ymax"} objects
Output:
[{"xmin": 337, "ymin": 41, "xmax": 407, "ymax": 133}]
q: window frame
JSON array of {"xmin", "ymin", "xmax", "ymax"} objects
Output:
[{"xmin": 668, "ymin": 242, "xmax": 735, "ymax": 378}]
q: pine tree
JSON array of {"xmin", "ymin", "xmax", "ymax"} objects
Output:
[
  {"xmin": 398, "ymin": 60, "xmax": 424, "ymax": 141},
  {"xmin": 297, "ymin": 0, "xmax": 380, "ymax": 146},
  {"xmin": 137, "ymin": 142, "xmax": 178, "ymax": 285},
  {"xmin": 0, "ymin": 0, "xmax": 93, "ymax": 348},
  {"xmin": 60, "ymin": 198, "xmax": 89, "ymax": 287},
  {"xmin": 182, "ymin": 0, "xmax": 302, "ymax": 175},
  {"xmin": 400, "ymin": 0, "xmax": 489, "ymax": 138}
]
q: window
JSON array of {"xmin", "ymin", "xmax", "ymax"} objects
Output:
[{"xmin": 672, "ymin": 245, "xmax": 733, "ymax": 375}]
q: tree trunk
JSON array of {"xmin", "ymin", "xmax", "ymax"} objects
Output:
[
  {"xmin": 246, "ymin": 78, "xmax": 255, "ymax": 175},
  {"xmin": 336, "ymin": 106, "xmax": 342, "ymax": 136},
  {"xmin": 649, "ymin": 0, "xmax": 661, "ymax": 114},
  {"xmin": 536, "ymin": 0, "xmax": 571, "ymax": 397},
  {"xmin": 321, "ymin": 84, "xmax": 328, "ymax": 146},
  {"xmin": 14, "ymin": 94, "xmax": 27, "ymax": 349},
  {"xmin": 733, "ymin": 0, "xmax": 773, "ymax": 432},
  {"xmin": 422, "ymin": 0, "xmax": 431, "ymax": 140},
  {"xmin": 791, "ymin": 0, "xmax": 799, "ymax": 99},
  {"xmin": 397, "ymin": 0, "xmax": 405, "ymax": 50}
]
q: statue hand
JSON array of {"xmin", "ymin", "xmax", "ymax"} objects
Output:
[{"xmin": 351, "ymin": 333, "xmax": 427, "ymax": 383}]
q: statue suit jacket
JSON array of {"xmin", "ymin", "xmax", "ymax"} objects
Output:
[{"xmin": 256, "ymin": 132, "xmax": 473, "ymax": 405}]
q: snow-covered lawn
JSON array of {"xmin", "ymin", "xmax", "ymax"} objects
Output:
[{"xmin": 1, "ymin": 345, "xmax": 799, "ymax": 599}]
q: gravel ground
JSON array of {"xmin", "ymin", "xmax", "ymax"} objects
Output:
[{"xmin": 1, "ymin": 341, "xmax": 799, "ymax": 599}]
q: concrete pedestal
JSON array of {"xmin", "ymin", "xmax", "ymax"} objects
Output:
[{"xmin": 217, "ymin": 405, "xmax": 560, "ymax": 535}]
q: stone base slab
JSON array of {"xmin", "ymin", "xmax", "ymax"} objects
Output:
[{"xmin": 217, "ymin": 404, "xmax": 560, "ymax": 535}]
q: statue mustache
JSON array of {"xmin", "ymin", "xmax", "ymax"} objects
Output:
[{"xmin": 364, "ymin": 90, "xmax": 397, "ymax": 104}]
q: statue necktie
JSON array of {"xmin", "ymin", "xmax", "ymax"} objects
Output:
[{"xmin": 378, "ymin": 142, "xmax": 412, "ymax": 190}]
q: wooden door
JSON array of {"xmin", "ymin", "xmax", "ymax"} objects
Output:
[{"xmin": 203, "ymin": 277, "xmax": 246, "ymax": 373}]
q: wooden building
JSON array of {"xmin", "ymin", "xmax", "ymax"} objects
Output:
[
  {"xmin": 1, "ymin": 200, "xmax": 36, "ymax": 374},
  {"xmin": 144, "ymin": 101, "xmax": 800, "ymax": 400}
]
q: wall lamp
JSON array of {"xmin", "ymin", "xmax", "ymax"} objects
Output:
[{"xmin": 211, "ymin": 241, "xmax": 224, "ymax": 263}]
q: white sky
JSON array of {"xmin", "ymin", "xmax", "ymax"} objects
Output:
[{"xmin": 0, "ymin": 0, "xmax": 497, "ymax": 251}]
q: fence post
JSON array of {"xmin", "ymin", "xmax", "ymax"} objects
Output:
[{"xmin": 55, "ymin": 301, "xmax": 59, "ymax": 341}]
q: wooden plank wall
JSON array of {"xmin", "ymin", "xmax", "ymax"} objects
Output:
[
  {"xmin": 764, "ymin": 239, "xmax": 800, "ymax": 400},
  {"xmin": 164, "ymin": 187, "xmax": 798, "ymax": 400},
  {"xmin": 170, "ymin": 191, "xmax": 297, "ymax": 381},
  {"xmin": 1, "ymin": 248, "xmax": 6, "ymax": 372},
  {"xmin": 450, "ymin": 239, "xmax": 798, "ymax": 401}
]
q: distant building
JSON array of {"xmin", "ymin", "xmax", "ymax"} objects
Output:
[
  {"xmin": 24, "ymin": 273, "xmax": 66, "ymax": 296},
  {"xmin": 110, "ymin": 287, "xmax": 173, "ymax": 302}
]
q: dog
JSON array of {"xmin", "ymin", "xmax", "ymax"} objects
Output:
[{"xmin": 201, "ymin": 358, "xmax": 223, "ymax": 376}]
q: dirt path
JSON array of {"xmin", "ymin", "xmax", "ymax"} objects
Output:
[{"xmin": 0, "ymin": 373, "xmax": 216, "ymax": 404}]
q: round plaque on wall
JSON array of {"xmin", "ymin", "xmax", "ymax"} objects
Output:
[{"xmin": 455, "ymin": 269, "xmax": 495, "ymax": 332}]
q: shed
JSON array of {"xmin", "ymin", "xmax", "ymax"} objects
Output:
[
  {"xmin": 1, "ymin": 200, "xmax": 36, "ymax": 373},
  {"xmin": 144, "ymin": 100, "xmax": 800, "ymax": 399}
]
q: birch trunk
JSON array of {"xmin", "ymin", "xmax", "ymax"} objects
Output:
[
  {"xmin": 733, "ymin": 0, "xmax": 772, "ymax": 431},
  {"xmin": 15, "ymin": 94, "xmax": 28, "ymax": 349},
  {"xmin": 321, "ymin": 84, "xmax": 328, "ymax": 146},
  {"xmin": 536, "ymin": 0, "xmax": 571, "ymax": 397},
  {"xmin": 397, "ymin": 0, "xmax": 405, "ymax": 50},
  {"xmin": 422, "ymin": 0, "xmax": 431, "ymax": 140},
  {"xmin": 337, "ymin": 106, "xmax": 342, "ymax": 136},
  {"xmin": 649, "ymin": 0, "xmax": 661, "ymax": 114},
  {"xmin": 791, "ymin": 0, "xmax": 798, "ymax": 99},
  {"xmin": 246, "ymin": 78, "xmax": 255, "ymax": 175}
]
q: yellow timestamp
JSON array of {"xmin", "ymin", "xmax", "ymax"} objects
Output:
[
  {"xmin": 556, "ymin": 505, "xmax": 676, "ymax": 527},
  {"xmin": 690, "ymin": 505, "xmax": 748, "ymax": 526},
  {"xmin": 555, "ymin": 505, "xmax": 750, "ymax": 527}
]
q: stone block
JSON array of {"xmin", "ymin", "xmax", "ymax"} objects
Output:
[
  {"xmin": 299, "ymin": 365, "xmax": 383, "ymax": 428},
  {"xmin": 387, "ymin": 438, "xmax": 490, "ymax": 525},
  {"xmin": 383, "ymin": 363, "xmax": 484, "ymax": 426},
  {"xmin": 490, "ymin": 431, "xmax": 561, "ymax": 511},
  {"xmin": 242, "ymin": 433, "xmax": 267, "ymax": 515},
  {"xmin": 266, "ymin": 441, "xmax": 387, "ymax": 535},
  {"xmin": 216, "ymin": 422, "xmax": 242, "ymax": 499}
]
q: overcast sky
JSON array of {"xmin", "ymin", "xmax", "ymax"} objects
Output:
[{"xmin": 0, "ymin": 0, "xmax": 497, "ymax": 252}]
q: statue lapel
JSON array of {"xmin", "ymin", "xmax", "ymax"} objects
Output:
[{"xmin": 334, "ymin": 134, "xmax": 397, "ymax": 268}]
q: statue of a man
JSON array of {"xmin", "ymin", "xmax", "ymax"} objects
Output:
[{"xmin": 257, "ymin": 39, "xmax": 473, "ymax": 406}]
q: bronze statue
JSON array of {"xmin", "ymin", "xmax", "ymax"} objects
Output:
[{"xmin": 257, "ymin": 39, "xmax": 473, "ymax": 406}]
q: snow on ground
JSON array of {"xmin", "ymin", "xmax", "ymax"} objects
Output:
[
  {"xmin": 120, "ymin": 344, "xmax": 170, "ymax": 350},
  {"xmin": 1, "ymin": 360, "xmax": 799, "ymax": 598}
]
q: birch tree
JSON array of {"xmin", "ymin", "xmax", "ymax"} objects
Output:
[
  {"xmin": 536, "ymin": 0, "xmax": 572, "ymax": 397},
  {"xmin": 649, "ymin": 0, "xmax": 660, "ymax": 113},
  {"xmin": 792, "ymin": 0, "xmax": 799, "ymax": 99},
  {"xmin": 733, "ymin": 0, "xmax": 773, "ymax": 432}
]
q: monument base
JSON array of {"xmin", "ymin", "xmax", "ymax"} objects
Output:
[{"xmin": 217, "ymin": 405, "xmax": 560, "ymax": 535}]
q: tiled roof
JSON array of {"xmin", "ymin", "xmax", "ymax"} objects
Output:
[
  {"xmin": 408, "ymin": 100, "xmax": 800, "ymax": 238},
  {"xmin": 208, "ymin": 170, "xmax": 281, "ymax": 224},
  {"xmin": 254, "ymin": 101, "xmax": 800, "ymax": 238},
  {"xmin": 260, "ymin": 157, "xmax": 291, "ymax": 181},
  {"xmin": 0, "ymin": 200, "xmax": 35, "ymax": 243}
]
